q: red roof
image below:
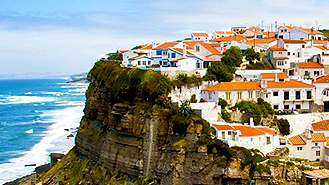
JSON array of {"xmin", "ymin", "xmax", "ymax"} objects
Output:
[
  {"xmin": 281, "ymin": 39, "xmax": 307, "ymax": 44},
  {"xmin": 288, "ymin": 135, "xmax": 306, "ymax": 145},
  {"xmin": 192, "ymin": 32, "xmax": 209, "ymax": 37},
  {"xmin": 198, "ymin": 42, "xmax": 221, "ymax": 55},
  {"xmin": 211, "ymin": 35, "xmax": 247, "ymax": 42},
  {"xmin": 313, "ymin": 75, "xmax": 329, "ymax": 83},
  {"xmin": 155, "ymin": 42, "xmax": 178, "ymax": 50},
  {"xmin": 212, "ymin": 124, "xmax": 234, "ymax": 131},
  {"xmin": 296, "ymin": 62, "xmax": 324, "ymax": 69},
  {"xmin": 255, "ymin": 127, "xmax": 278, "ymax": 135},
  {"xmin": 312, "ymin": 120, "xmax": 329, "ymax": 130},
  {"xmin": 233, "ymin": 125, "xmax": 265, "ymax": 137},
  {"xmin": 270, "ymin": 46, "xmax": 287, "ymax": 51},
  {"xmin": 261, "ymin": 72, "xmax": 289, "ymax": 79},
  {"xmin": 274, "ymin": 57, "xmax": 289, "ymax": 60},
  {"xmin": 202, "ymin": 81, "xmax": 262, "ymax": 91},
  {"xmin": 296, "ymin": 27, "xmax": 324, "ymax": 35},
  {"xmin": 214, "ymin": 31, "xmax": 236, "ymax": 35},
  {"xmin": 266, "ymin": 79, "xmax": 315, "ymax": 88}
]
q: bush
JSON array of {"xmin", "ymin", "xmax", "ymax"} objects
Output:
[
  {"xmin": 190, "ymin": 94, "xmax": 197, "ymax": 103},
  {"xmin": 275, "ymin": 118, "xmax": 290, "ymax": 136},
  {"xmin": 221, "ymin": 110, "xmax": 232, "ymax": 122},
  {"xmin": 218, "ymin": 98, "xmax": 228, "ymax": 109}
]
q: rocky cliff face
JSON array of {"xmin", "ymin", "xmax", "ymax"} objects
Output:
[{"xmin": 38, "ymin": 61, "xmax": 303, "ymax": 185}]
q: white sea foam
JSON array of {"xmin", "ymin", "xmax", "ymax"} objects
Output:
[
  {"xmin": 24, "ymin": 92, "xmax": 32, "ymax": 95},
  {"xmin": 0, "ymin": 96, "xmax": 54, "ymax": 105},
  {"xmin": 0, "ymin": 104, "xmax": 84, "ymax": 184}
]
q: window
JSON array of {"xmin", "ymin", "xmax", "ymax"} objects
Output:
[
  {"xmin": 237, "ymin": 92, "xmax": 242, "ymax": 99},
  {"xmin": 288, "ymin": 52, "xmax": 290, "ymax": 56},
  {"xmin": 148, "ymin": 61, "xmax": 151, "ymax": 65},
  {"xmin": 314, "ymin": 71, "xmax": 320, "ymax": 76},
  {"xmin": 248, "ymin": 91, "xmax": 253, "ymax": 99},
  {"xmin": 143, "ymin": 61, "xmax": 146, "ymax": 65},
  {"xmin": 279, "ymin": 79, "xmax": 284, "ymax": 82},
  {"xmin": 305, "ymin": 71, "xmax": 309, "ymax": 76},
  {"xmin": 273, "ymin": 105, "xmax": 279, "ymax": 110},
  {"xmin": 315, "ymin": 143, "xmax": 318, "ymax": 146},
  {"xmin": 196, "ymin": 46, "xmax": 200, "ymax": 52},
  {"xmin": 138, "ymin": 61, "xmax": 141, "ymax": 65},
  {"xmin": 284, "ymin": 104, "xmax": 289, "ymax": 109},
  {"xmin": 267, "ymin": 137, "xmax": 271, "ymax": 144},
  {"xmin": 279, "ymin": 52, "xmax": 282, "ymax": 54},
  {"xmin": 307, "ymin": 91, "xmax": 312, "ymax": 99},
  {"xmin": 297, "ymin": 147, "xmax": 303, "ymax": 151},
  {"xmin": 171, "ymin": 53, "xmax": 176, "ymax": 58},
  {"xmin": 296, "ymin": 91, "xmax": 300, "ymax": 99},
  {"xmin": 228, "ymin": 131, "xmax": 232, "ymax": 135},
  {"xmin": 222, "ymin": 132, "xmax": 225, "ymax": 139},
  {"xmin": 156, "ymin": 50, "xmax": 162, "ymax": 55},
  {"xmin": 302, "ymin": 45, "xmax": 305, "ymax": 48},
  {"xmin": 316, "ymin": 151, "xmax": 320, "ymax": 156},
  {"xmin": 284, "ymin": 91, "xmax": 289, "ymax": 100},
  {"xmin": 273, "ymin": 91, "xmax": 278, "ymax": 96},
  {"xmin": 278, "ymin": 61, "xmax": 284, "ymax": 66},
  {"xmin": 251, "ymin": 138, "xmax": 253, "ymax": 142},
  {"xmin": 226, "ymin": 92, "xmax": 231, "ymax": 101},
  {"xmin": 296, "ymin": 104, "xmax": 301, "ymax": 109},
  {"xmin": 163, "ymin": 51, "xmax": 167, "ymax": 55},
  {"xmin": 208, "ymin": 92, "xmax": 212, "ymax": 99}
]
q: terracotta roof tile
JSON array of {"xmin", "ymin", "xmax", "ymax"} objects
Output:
[
  {"xmin": 255, "ymin": 127, "xmax": 278, "ymax": 135},
  {"xmin": 313, "ymin": 45, "xmax": 327, "ymax": 50},
  {"xmin": 311, "ymin": 133, "xmax": 326, "ymax": 142},
  {"xmin": 247, "ymin": 26, "xmax": 262, "ymax": 31},
  {"xmin": 261, "ymin": 72, "xmax": 289, "ymax": 79},
  {"xmin": 312, "ymin": 120, "xmax": 329, "ymax": 130},
  {"xmin": 266, "ymin": 79, "xmax": 315, "ymax": 88},
  {"xmin": 311, "ymin": 40, "xmax": 327, "ymax": 45},
  {"xmin": 211, "ymin": 35, "xmax": 247, "ymax": 42},
  {"xmin": 214, "ymin": 31, "xmax": 236, "ymax": 35},
  {"xmin": 304, "ymin": 169, "xmax": 329, "ymax": 178},
  {"xmin": 198, "ymin": 42, "xmax": 221, "ymax": 55},
  {"xmin": 141, "ymin": 44, "xmax": 153, "ymax": 50},
  {"xmin": 274, "ymin": 57, "xmax": 289, "ymax": 60},
  {"xmin": 281, "ymin": 39, "xmax": 307, "ymax": 44},
  {"xmin": 170, "ymin": 48, "xmax": 195, "ymax": 56},
  {"xmin": 288, "ymin": 135, "xmax": 306, "ymax": 145},
  {"xmin": 296, "ymin": 27, "xmax": 324, "ymax": 35},
  {"xmin": 233, "ymin": 125, "xmax": 264, "ymax": 137},
  {"xmin": 296, "ymin": 62, "xmax": 324, "ymax": 69},
  {"xmin": 212, "ymin": 124, "xmax": 234, "ymax": 131},
  {"xmin": 155, "ymin": 42, "xmax": 178, "ymax": 50},
  {"xmin": 270, "ymin": 46, "xmax": 287, "ymax": 51},
  {"xmin": 128, "ymin": 55, "xmax": 148, "ymax": 60},
  {"xmin": 118, "ymin": 50, "xmax": 130, "ymax": 53},
  {"xmin": 202, "ymin": 82, "xmax": 262, "ymax": 91},
  {"xmin": 278, "ymin": 26, "xmax": 295, "ymax": 30},
  {"xmin": 326, "ymin": 137, "xmax": 329, "ymax": 146},
  {"xmin": 313, "ymin": 75, "xmax": 329, "ymax": 83},
  {"xmin": 192, "ymin": 32, "xmax": 209, "ymax": 37}
]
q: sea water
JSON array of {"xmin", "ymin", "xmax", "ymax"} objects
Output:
[{"xmin": 0, "ymin": 79, "xmax": 88, "ymax": 184}]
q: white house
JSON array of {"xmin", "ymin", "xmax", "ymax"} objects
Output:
[
  {"xmin": 128, "ymin": 55, "xmax": 153, "ymax": 67},
  {"xmin": 211, "ymin": 35, "xmax": 248, "ymax": 48},
  {"xmin": 211, "ymin": 31, "xmax": 236, "ymax": 40},
  {"xmin": 287, "ymin": 130, "xmax": 326, "ymax": 161},
  {"xmin": 152, "ymin": 42, "xmax": 179, "ymax": 66},
  {"xmin": 267, "ymin": 46, "xmax": 289, "ymax": 69},
  {"xmin": 313, "ymin": 75, "xmax": 329, "ymax": 111},
  {"xmin": 312, "ymin": 119, "xmax": 329, "ymax": 137},
  {"xmin": 191, "ymin": 32, "xmax": 210, "ymax": 41},
  {"xmin": 261, "ymin": 75, "xmax": 315, "ymax": 112},
  {"xmin": 277, "ymin": 25, "xmax": 295, "ymax": 39},
  {"xmin": 290, "ymin": 27, "xmax": 324, "ymax": 41},
  {"xmin": 167, "ymin": 46, "xmax": 204, "ymax": 69},
  {"xmin": 212, "ymin": 123, "xmax": 280, "ymax": 154},
  {"xmin": 295, "ymin": 62, "xmax": 324, "ymax": 79},
  {"xmin": 201, "ymin": 81, "xmax": 263, "ymax": 107}
]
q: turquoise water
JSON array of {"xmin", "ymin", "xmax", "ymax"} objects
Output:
[{"xmin": 0, "ymin": 79, "xmax": 88, "ymax": 184}]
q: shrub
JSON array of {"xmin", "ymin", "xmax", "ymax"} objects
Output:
[
  {"xmin": 221, "ymin": 110, "xmax": 232, "ymax": 122},
  {"xmin": 190, "ymin": 94, "xmax": 197, "ymax": 103},
  {"xmin": 275, "ymin": 118, "xmax": 290, "ymax": 136},
  {"xmin": 218, "ymin": 98, "xmax": 228, "ymax": 109}
]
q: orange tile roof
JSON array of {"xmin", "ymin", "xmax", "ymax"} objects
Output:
[
  {"xmin": 198, "ymin": 42, "xmax": 221, "ymax": 55},
  {"xmin": 274, "ymin": 57, "xmax": 289, "ymax": 60},
  {"xmin": 211, "ymin": 35, "xmax": 247, "ymax": 42},
  {"xmin": 256, "ymin": 127, "xmax": 278, "ymax": 135},
  {"xmin": 214, "ymin": 31, "xmax": 236, "ymax": 35},
  {"xmin": 202, "ymin": 81, "xmax": 262, "ymax": 91},
  {"xmin": 184, "ymin": 41, "xmax": 203, "ymax": 49},
  {"xmin": 313, "ymin": 75, "xmax": 329, "ymax": 83},
  {"xmin": 269, "ymin": 46, "xmax": 287, "ymax": 51},
  {"xmin": 281, "ymin": 39, "xmax": 307, "ymax": 44},
  {"xmin": 254, "ymin": 38, "xmax": 277, "ymax": 44},
  {"xmin": 314, "ymin": 45, "xmax": 327, "ymax": 50},
  {"xmin": 311, "ymin": 133, "xmax": 326, "ymax": 142},
  {"xmin": 243, "ymin": 41, "xmax": 261, "ymax": 47},
  {"xmin": 141, "ymin": 44, "xmax": 153, "ymax": 50},
  {"xmin": 261, "ymin": 32, "xmax": 276, "ymax": 38},
  {"xmin": 296, "ymin": 27, "xmax": 324, "ymax": 35},
  {"xmin": 288, "ymin": 135, "xmax": 306, "ymax": 145},
  {"xmin": 266, "ymin": 79, "xmax": 315, "ymax": 88},
  {"xmin": 118, "ymin": 50, "xmax": 130, "ymax": 53},
  {"xmin": 212, "ymin": 124, "xmax": 234, "ymax": 131},
  {"xmin": 278, "ymin": 26, "xmax": 295, "ymax": 30},
  {"xmin": 128, "ymin": 55, "xmax": 147, "ymax": 60},
  {"xmin": 304, "ymin": 169, "xmax": 329, "ymax": 178},
  {"xmin": 170, "ymin": 48, "xmax": 195, "ymax": 56},
  {"xmin": 312, "ymin": 120, "xmax": 329, "ymax": 130},
  {"xmin": 155, "ymin": 42, "xmax": 178, "ymax": 50},
  {"xmin": 247, "ymin": 26, "xmax": 262, "ymax": 31},
  {"xmin": 233, "ymin": 125, "xmax": 264, "ymax": 137},
  {"xmin": 192, "ymin": 32, "xmax": 209, "ymax": 37},
  {"xmin": 326, "ymin": 137, "xmax": 329, "ymax": 146},
  {"xmin": 311, "ymin": 40, "xmax": 327, "ymax": 45},
  {"xmin": 261, "ymin": 72, "xmax": 289, "ymax": 79},
  {"xmin": 295, "ymin": 62, "xmax": 324, "ymax": 69}
]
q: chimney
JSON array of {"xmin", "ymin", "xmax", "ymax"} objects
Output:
[
  {"xmin": 275, "ymin": 73, "xmax": 278, "ymax": 82},
  {"xmin": 250, "ymin": 117, "xmax": 254, "ymax": 127},
  {"xmin": 260, "ymin": 79, "xmax": 267, "ymax": 88},
  {"xmin": 305, "ymin": 129, "xmax": 311, "ymax": 139},
  {"xmin": 183, "ymin": 43, "xmax": 186, "ymax": 58}
]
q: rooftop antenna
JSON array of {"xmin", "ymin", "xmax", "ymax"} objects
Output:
[{"xmin": 315, "ymin": 20, "xmax": 318, "ymax": 30}]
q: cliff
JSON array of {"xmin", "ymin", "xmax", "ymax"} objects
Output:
[{"xmin": 37, "ymin": 61, "xmax": 303, "ymax": 185}]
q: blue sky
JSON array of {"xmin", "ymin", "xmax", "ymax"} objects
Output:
[{"xmin": 0, "ymin": 0, "xmax": 328, "ymax": 77}]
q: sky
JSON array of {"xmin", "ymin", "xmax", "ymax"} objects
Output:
[{"xmin": 0, "ymin": 0, "xmax": 329, "ymax": 77}]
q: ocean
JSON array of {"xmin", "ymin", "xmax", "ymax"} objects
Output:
[{"xmin": 0, "ymin": 78, "xmax": 88, "ymax": 184}]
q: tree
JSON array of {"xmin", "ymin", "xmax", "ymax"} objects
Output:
[
  {"xmin": 276, "ymin": 118, "xmax": 290, "ymax": 136},
  {"xmin": 218, "ymin": 98, "xmax": 228, "ymax": 109},
  {"xmin": 190, "ymin": 94, "xmax": 197, "ymax": 103},
  {"xmin": 244, "ymin": 48, "xmax": 260, "ymax": 64},
  {"xmin": 221, "ymin": 46, "xmax": 243, "ymax": 67},
  {"xmin": 203, "ymin": 61, "xmax": 234, "ymax": 82}
]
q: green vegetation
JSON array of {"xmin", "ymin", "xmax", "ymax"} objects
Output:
[
  {"xmin": 246, "ymin": 61, "xmax": 272, "ymax": 69},
  {"xmin": 89, "ymin": 61, "xmax": 172, "ymax": 104},
  {"xmin": 221, "ymin": 110, "xmax": 232, "ymax": 122},
  {"xmin": 203, "ymin": 46, "xmax": 242, "ymax": 82},
  {"xmin": 189, "ymin": 94, "xmax": 197, "ymax": 103},
  {"xmin": 172, "ymin": 73, "xmax": 203, "ymax": 90},
  {"xmin": 275, "ymin": 118, "xmax": 290, "ymax": 136},
  {"xmin": 218, "ymin": 98, "xmax": 228, "ymax": 109},
  {"xmin": 233, "ymin": 147, "xmax": 266, "ymax": 176},
  {"xmin": 319, "ymin": 29, "xmax": 329, "ymax": 39},
  {"xmin": 107, "ymin": 53, "xmax": 123, "ymax": 61},
  {"xmin": 244, "ymin": 48, "xmax": 260, "ymax": 63},
  {"xmin": 172, "ymin": 139, "xmax": 189, "ymax": 151},
  {"xmin": 172, "ymin": 101, "xmax": 193, "ymax": 136},
  {"xmin": 234, "ymin": 98, "xmax": 274, "ymax": 125}
]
